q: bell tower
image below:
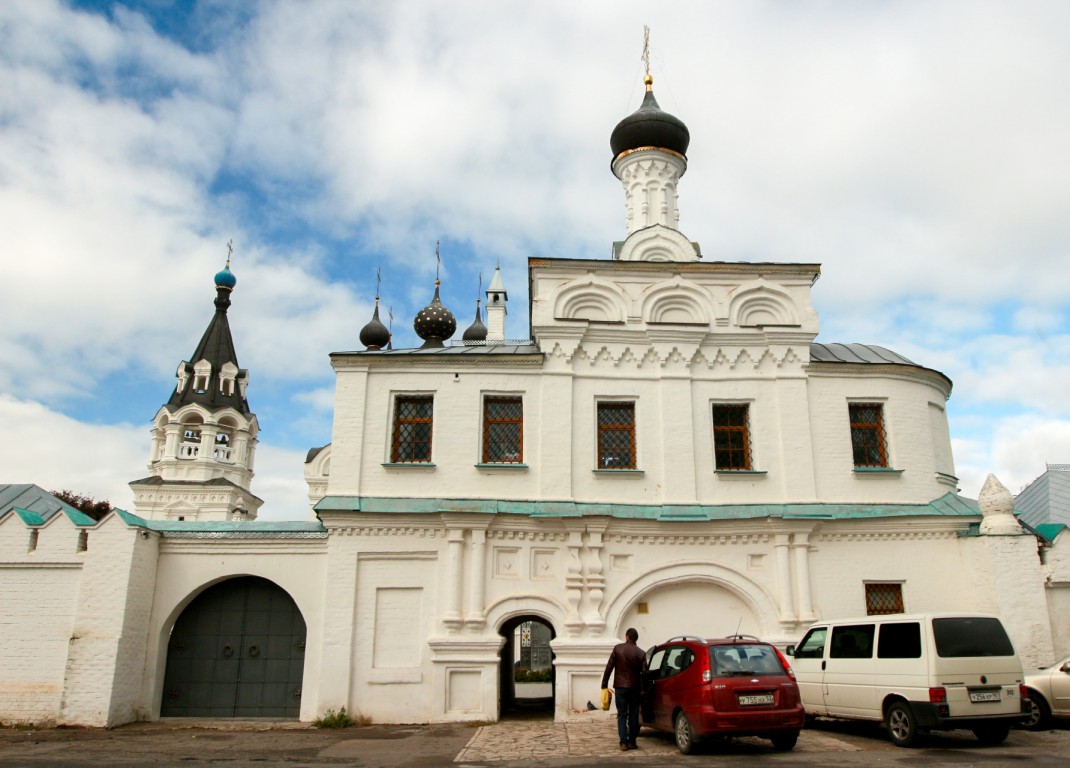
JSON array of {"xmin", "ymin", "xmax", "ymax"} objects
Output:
[{"xmin": 129, "ymin": 247, "xmax": 262, "ymax": 521}]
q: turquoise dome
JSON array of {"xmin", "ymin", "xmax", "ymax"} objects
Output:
[{"xmin": 215, "ymin": 265, "xmax": 237, "ymax": 290}]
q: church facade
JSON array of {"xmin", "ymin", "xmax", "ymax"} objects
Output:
[{"xmin": 1, "ymin": 74, "xmax": 1068, "ymax": 727}]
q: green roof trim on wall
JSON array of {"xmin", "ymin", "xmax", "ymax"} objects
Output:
[
  {"xmin": 60, "ymin": 506, "xmax": 97, "ymax": 526},
  {"xmin": 314, "ymin": 492, "xmax": 983, "ymax": 521},
  {"xmin": 13, "ymin": 507, "xmax": 46, "ymax": 526}
]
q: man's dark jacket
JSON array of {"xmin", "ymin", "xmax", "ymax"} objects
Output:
[{"xmin": 601, "ymin": 640, "xmax": 645, "ymax": 689}]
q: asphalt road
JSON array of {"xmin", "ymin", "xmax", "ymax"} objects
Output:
[{"xmin": 0, "ymin": 718, "xmax": 1067, "ymax": 768}]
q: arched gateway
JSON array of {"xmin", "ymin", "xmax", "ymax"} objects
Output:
[
  {"xmin": 161, "ymin": 576, "xmax": 306, "ymax": 717},
  {"xmin": 498, "ymin": 615, "xmax": 556, "ymax": 719}
]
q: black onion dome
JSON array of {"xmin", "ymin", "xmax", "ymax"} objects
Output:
[
  {"xmin": 462, "ymin": 301, "xmax": 487, "ymax": 341},
  {"xmin": 413, "ymin": 283, "xmax": 457, "ymax": 348},
  {"xmin": 359, "ymin": 301, "xmax": 391, "ymax": 350},
  {"xmin": 610, "ymin": 75, "xmax": 690, "ymax": 163}
]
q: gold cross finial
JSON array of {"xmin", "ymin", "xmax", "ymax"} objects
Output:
[
  {"xmin": 226, "ymin": 239, "xmax": 233, "ymax": 267},
  {"xmin": 642, "ymin": 25, "xmax": 650, "ymax": 81}
]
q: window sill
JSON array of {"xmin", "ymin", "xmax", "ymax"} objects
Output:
[
  {"xmin": 475, "ymin": 463, "xmax": 529, "ymax": 470},
  {"xmin": 592, "ymin": 469, "xmax": 644, "ymax": 475},
  {"xmin": 382, "ymin": 462, "xmax": 437, "ymax": 469},
  {"xmin": 853, "ymin": 467, "xmax": 903, "ymax": 475},
  {"xmin": 715, "ymin": 470, "xmax": 768, "ymax": 477}
]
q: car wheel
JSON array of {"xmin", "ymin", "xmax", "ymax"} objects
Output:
[
  {"xmin": 886, "ymin": 701, "xmax": 918, "ymax": 748},
  {"xmin": 674, "ymin": 711, "xmax": 697, "ymax": 755},
  {"xmin": 770, "ymin": 731, "xmax": 799, "ymax": 751},
  {"xmin": 972, "ymin": 723, "xmax": 1010, "ymax": 746},
  {"xmin": 1023, "ymin": 691, "xmax": 1052, "ymax": 731}
]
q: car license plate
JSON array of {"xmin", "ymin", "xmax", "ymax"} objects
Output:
[
  {"xmin": 738, "ymin": 694, "xmax": 774, "ymax": 706},
  {"xmin": 969, "ymin": 690, "xmax": 1001, "ymax": 703}
]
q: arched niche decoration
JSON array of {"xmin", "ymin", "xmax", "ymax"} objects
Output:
[
  {"xmin": 728, "ymin": 280, "xmax": 801, "ymax": 328},
  {"xmin": 602, "ymin": 561, "xmax": 780, "ymax": 639},
  {"xmin": 616, "ymin": 224, "xmax": 698, "ymax": 263},
  {"xmin": 639, "ymin": 278, "xmax": 713, "ymax": 325},
  {"xmin": 552, "ymin": 276, "xmax": 629, "ymax": 323}
]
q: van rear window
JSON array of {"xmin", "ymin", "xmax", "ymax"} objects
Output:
[{"xmin": 932, "ymin": 617, "xmax": 1015, "ymax": 657}]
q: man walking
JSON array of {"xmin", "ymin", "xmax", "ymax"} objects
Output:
[{"xmin": 601, "ymin": 627, "xmax": 645, "ymax": 751}]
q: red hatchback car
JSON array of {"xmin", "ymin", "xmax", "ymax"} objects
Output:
[{"xmin": 641, "ymin": 635, "xmax": 804, "ymax": 754}]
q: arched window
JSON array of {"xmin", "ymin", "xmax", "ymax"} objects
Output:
[
  {"xmin": 180, "ymin": 415, "xmax": 204, "ymax": 459},
  {"xmin": 214, "ymin": 417, "xmax": 237, "ymax": 462}
]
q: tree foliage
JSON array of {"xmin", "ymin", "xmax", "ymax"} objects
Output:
[{"xmin": 50, "ymin": 489, "xmax": 113, "ymax": 521}]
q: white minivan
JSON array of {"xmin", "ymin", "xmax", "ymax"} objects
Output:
[{"xmin": 787, "ymin": 613, "xmax": 1028, "ymax": 747}]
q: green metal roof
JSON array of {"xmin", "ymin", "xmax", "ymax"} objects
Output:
[
  {"xmin": 1035, "ymin": 523, "xmax": 1067, "ymax": 543},
  {"xmin": 315, "ymin": 492, "xmax": 982, "ymax": 521}
]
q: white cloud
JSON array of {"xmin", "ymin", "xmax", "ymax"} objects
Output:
[
  {"xmin": 0, "ymin": 394, "xmax": 144, "ymax": 509},
  {"xmin": 956, "ymin": 416, "xmax": 1070, "ymax": 497},
  {"xmin": 2, "ymin": 0, "xmax": 1068, "ymax": 513},
  {"xmin": 250, "ymin": 443, "xmax": 314, "ymax": 521}
]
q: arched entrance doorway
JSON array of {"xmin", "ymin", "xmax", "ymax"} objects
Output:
[
  {"xmin": 161, "ymin": 576, "xmax": 306, "ymax": 717},
  {"xmin": 498, "ymin": 615, "xmax": 555, "ymax": 719}
]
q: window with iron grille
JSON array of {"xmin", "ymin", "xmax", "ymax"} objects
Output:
[
  {"xmin": 597, "ymin": 402, "xmax": 636, "ymax": 469},
  {"xmin": 712, "ymin": 404, "xmax": 752, "ymax": 470},
  {"xmin": 849, "ymin": 402, "xmax": 888, "ymax": 467},
  {"xmin": 391, "ymin": 395, "xmax": 434, "ymax": 463},
  {"xmin": 865, "ymin": 582, "xmax": 904, "ymax": 615},
  {"xmin": 483, "ymin": 396, "xmax": 523, "ymax": 463}
]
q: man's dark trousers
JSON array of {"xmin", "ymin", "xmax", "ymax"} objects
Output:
[{"xmin": 614, "ymin": 686, "xmax": 641, "ymax": 746}]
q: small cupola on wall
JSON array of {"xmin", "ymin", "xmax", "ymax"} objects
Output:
[
  {"xmin": 360, "ymin": 297, "xmax": 392, "ymax": 351},
  {"xmin": 462, "ymin": 274, "xmax": 488, "ymax": 342},
  {"xmin": 413, "ymin": 243, "xmax": 457, "ymax": 348}
]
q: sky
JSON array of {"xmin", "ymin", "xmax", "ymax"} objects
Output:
[{"xmin": 1, "ymin": 0, "xmax": 1068, "ymax": 521}]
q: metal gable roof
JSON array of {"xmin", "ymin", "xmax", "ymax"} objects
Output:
[{"xmin": 0, "ymin": 484, "xmax": 86, "ymax": 524}]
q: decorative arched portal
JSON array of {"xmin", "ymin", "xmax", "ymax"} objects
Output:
[
  {"xmin": 498, "ymin": 615, "xmax": 556, "ymax": 719},
  {"xmin": 161, "ymin": 576, "xmax": 306, "ymax": 717}
]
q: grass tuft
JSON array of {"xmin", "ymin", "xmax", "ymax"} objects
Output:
[{"xmin": 313, "ymin": 706, "xmax": 364, "ymax": 729}]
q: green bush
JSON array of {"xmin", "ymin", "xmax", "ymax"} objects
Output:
[{"xmin": 313, "ymin": 706, "xmax": 356, "ymax": 729}]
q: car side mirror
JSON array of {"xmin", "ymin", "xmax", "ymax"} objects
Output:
[
  {"xmin": 785, "ymin": 644, "xmax": 796, "ymax": 657},
  {"xmin": 1060, "ymin": 661, "xmax": 1070, "ymax": 674}
]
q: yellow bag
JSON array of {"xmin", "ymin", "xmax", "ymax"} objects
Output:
[{"xmin": 600, "ymin": 688, "xmax": 612, "ymax": 711}]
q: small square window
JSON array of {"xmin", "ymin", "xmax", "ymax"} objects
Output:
[
  {"xmin": 392, "ymin": 395, "xmax": 434, "ymax": 463},
  {"xmin": 483, "ymin": 397, "xmax": 523, "ymax": 463},
  {"xmin": 597, "ymin": 402, "xmax": 636, "ymax": 469},
  {"xmin": 865, "ymin": 582, "xmax": 904, "ymax": 615},
  {"xmin": 849, "ymin": 403, "xmax": 889, "ymax": 468},
  {"xmin": 712, "ymin": 404, "xmax": 752, "ymax": 470}
]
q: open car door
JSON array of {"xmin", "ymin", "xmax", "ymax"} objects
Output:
[{"xmin": 640, "ymin": 646, "xmax": 665, "ymax": 724}]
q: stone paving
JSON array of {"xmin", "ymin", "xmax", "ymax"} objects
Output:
[{"xmin": 454, "ymin": 716, "xmax": 862, "ymax": 762}]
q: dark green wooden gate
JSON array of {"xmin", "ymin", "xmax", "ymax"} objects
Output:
[{"xmin": 161, "ymin": 576, "xmax": 306, "ymax": 717}]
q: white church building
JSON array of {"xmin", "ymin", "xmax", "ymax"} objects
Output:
[{"xmin": 2, "ymin": 73, "xmax": 1068, "ymax": 728}]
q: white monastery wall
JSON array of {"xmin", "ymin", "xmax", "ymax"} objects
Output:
[
  {"xmin": 142, "ymin": 538, "xmax": 328, "ymax": 720},
  {"xmin": 807, "ymin": 371, "xmax": 955, "ymax": 503},
  {"xmin": 58, "ymin": 516, "xmax": 160, "ymax": 726},
  {"xmin": 0, "ymin": 513, "xmax": 82, "ymax": 724},
  {"xmin": 327, "ymin": 359, "xmax": 955, "ymax": 511},
  {"xmin": 1045, "ymin": 533, "xmax": 1070, "ymax": 657}
]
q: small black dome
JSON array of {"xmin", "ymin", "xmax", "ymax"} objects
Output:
[
  {"xmin": 360, "ymin": 302, "xmax": 391, "ymax": 350},
  {"xmin": 462, "ymin": 301, "xmax": 487, "ymax": 342},
  {"xmin": 610, "ymin": 76, "xmax": 690, "ymax": 163},
  {"xmin": 414, "ymin": 283, "xmax": 456, "ymax": 349}
]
